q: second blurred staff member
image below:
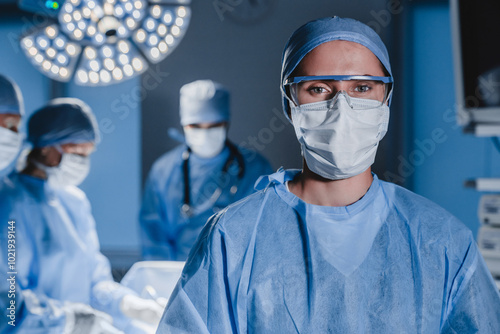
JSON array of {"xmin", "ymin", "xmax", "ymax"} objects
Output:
[
  {"xmin": 0, "ymin": 74, "xmax": 23, "ymax": 177},
  {"xmin": 0, "ymin": 98, "xmax": 163, "ymax": 334},
  {"xmin": 140, "ymin": 79, "xmax": 273, "ymax": 260}
]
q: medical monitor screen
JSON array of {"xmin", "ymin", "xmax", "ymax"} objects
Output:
[{"xmin": 458, "ymin": 1, "xmax": 500, "ymax": 108}]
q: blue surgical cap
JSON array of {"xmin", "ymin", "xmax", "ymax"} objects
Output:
[
  {"xmin": 28, "ymin": 98, "xmax": 100, "ymax": 148},
  {"xmin": 281, "ymin": 17, "xmax": 393, "ymax": 117},
  {"xmin": 179, "ymin": 80, "xmax": 230, "ymax": 126},
  {"xmin": 0, "ymin": 74, "xmax": 24, "ymax": 116}
]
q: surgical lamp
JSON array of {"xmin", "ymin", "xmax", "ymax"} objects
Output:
[{"xmin": 18, "ymin": 0, "xmax": 191, "ymax": 86}]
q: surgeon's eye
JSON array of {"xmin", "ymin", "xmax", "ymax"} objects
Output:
[
  {"xmin": 3, "ymin": 117, "xmax": 19, "ymax": 132},
  {"xmin": 353, "ymin": 83, "xmax": 372, "ymax": 93},
  {"xmin": 5, "ymin": 124, "xmax": 18, "ymax": 132},
  {"xmin": 309, "ymin": 86, "xmax": 329, "ymax": 94},
  {"xmin": 301, "ymin": 82, "xmax": 331, "ymax": 96}
]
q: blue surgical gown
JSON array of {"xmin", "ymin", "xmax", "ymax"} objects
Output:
[
  {"xmin": 0, "ymin": 173, "xmax": 142, "ymax": 333},
  {"xmin": 157, "ymin": 169, "xmax": 500, "ymax": 333},
  {"xmin": 139, "ymin": 144, "xmax": 273, "ymax": 261}
]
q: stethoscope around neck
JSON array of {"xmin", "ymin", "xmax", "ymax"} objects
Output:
[{"xmin": 181, "ymin": 140, "xmax": 245, "ymax": 217}]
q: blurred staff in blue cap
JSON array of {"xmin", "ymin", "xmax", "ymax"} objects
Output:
[
  {"xmin": 0, "ymin": 98, "xmax": 164, "ymax": 334},
  {"xmin": 157, "ymin": 17, "xmax": 500, "ymax": 333},
  {"xmin": 139, "ymin": 79, "xmax": 273, "ymax": 261},
  {"xmin": 0, "ymin": 74, "xmax": 24, "ymax": 177}
]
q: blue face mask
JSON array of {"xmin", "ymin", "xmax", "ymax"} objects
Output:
[
  {"xmin": 290, "ymin": 92, "xmax": 390, "ymax": 180},
  {"xmin": 35, "ymin": 149, "xmax": 91, "ymax": 187},
  {"xmin": 0, "ymin": 126, "xmax": 22, "ymax": 171},
  {"xmin": 184, "ymin": 126, "xmax": 227, "ymax": 158}
]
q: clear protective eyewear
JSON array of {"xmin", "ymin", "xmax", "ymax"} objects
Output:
[{"xmin": 283, "ymin": 75, "xmax": 393, "ymax": 110}]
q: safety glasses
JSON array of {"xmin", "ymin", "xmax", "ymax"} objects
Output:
[{"xmin": 283, "ymin": 75, "xmax": 393, "ymax": 110}]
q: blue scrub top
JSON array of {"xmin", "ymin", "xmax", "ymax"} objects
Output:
[
  {"xmin": 139, "ymin": 144, "xmax": 273, "ymax": 261},
  {"xmin": 0, "ymin": 173, "xmax": 137, "ymax": 333},
  {"xmin": 157, "ymin": 169, "xmax": 500, "ymax": 333}
]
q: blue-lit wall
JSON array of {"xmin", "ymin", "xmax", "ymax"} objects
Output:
[
  {"xmin": 410, "ymin": 3, "xmax": 500, "ymax": 235},
  {"xmin": 0, "ymin": 19, "xmax": 141, "ymax": 252}
]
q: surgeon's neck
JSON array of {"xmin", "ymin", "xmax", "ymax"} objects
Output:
[{"xmin": 288, "ymin": 162, "xmax": 373, "ymax": 207}]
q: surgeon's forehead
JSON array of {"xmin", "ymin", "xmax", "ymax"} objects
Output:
[{"xmin": 293, "ymin": 40, "xmax": 386, "ymax": 77}]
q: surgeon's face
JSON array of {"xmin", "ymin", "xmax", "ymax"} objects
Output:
[
  {"xmin": 0, "ymin": 114, "xmax": 21, "ymax": 133},
  {"xmin": 39, "ymin": 142, "xmax": 95, "ymax": 167}
]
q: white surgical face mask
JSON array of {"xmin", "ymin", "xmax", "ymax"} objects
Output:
[
  {"xmin": 36, "ymin": 151, "xmax": 91, "ymax": 187},
  {"xmin": 291, "ymin": 92, "xmax": 389, "ymax": 180},
  {"xmin": 0, "ymin": 126, "xmax": 22, "ymax": 171},
  {"xmin": 184, "ymin": 126, "xmax": 227, "ymax": 158}
]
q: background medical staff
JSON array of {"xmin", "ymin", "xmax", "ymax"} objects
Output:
[
  {"xmin": 0, "ymin": 74, "xmax": 23, "ymax": 178},
  {"xmin": 0, "ymin": 98, "xmax": 163, "ymax": 333},
  {"xmin": 140, "ymin": 79, "xmax": 273, "ymax": 260}
]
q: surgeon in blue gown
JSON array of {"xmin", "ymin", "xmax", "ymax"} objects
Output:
[
  {"xmin": 0, "ymin": 75, "xmax": 24, "ymax": 178},
  {"xmin": 140, "ymin": 79, "xmax": 273, "ymax": 261},
  {"xmin": 157, "ymin": 17, "xmax": 500, "ymax": 333},
  {"xmin": 0, "ymin": 98, "xmax": 163, "ymax": 333}
]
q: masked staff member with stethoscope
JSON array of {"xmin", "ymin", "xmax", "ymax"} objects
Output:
[{"xmin": 139, "ymin": 79, "xmax": 273, "ymax": 261}]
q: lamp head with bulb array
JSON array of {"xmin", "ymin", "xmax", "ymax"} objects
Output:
[{"xmin": 18, "ymin": 0, "xmax": 191, "ymax": 86}]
